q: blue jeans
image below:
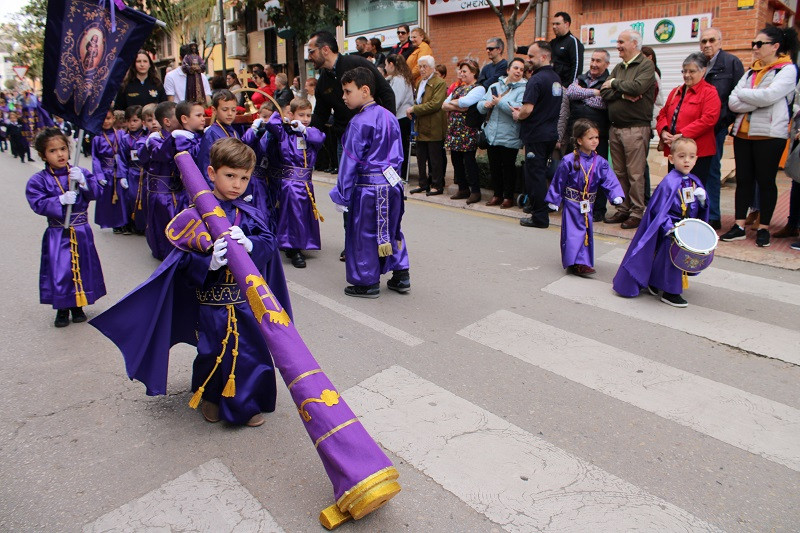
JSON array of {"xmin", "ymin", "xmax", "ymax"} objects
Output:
[{"xmin": 707, "ymin": 127, "xmax": 726, "ymax": 222}]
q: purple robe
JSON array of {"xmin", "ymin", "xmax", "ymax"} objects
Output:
[
  {"xmin": 265, "ymin": 112, "xmax": 325, "ymax": 250},
  {"xmin": 330, "ymin": 102, "xmax": 409, "ymax": 286},
  {"xmin": 92, "ymin": 129, "xmax": 129, "ymax": 228},
  {"xmin": 90, "ymin": 199, "xmax": 292, "ymax": 425},
  {"xmin": 119, "ymin": 129, "xmax": 147, "ymax": 231},
  {"xmin": 241, "ymin": 126, "xmax": 273, "ymax": 217},
  {"xmin": 613, "ymin": 170, "xmax": 709, "ymax": 297},
  {"xmin": 198, "ymin": 122, "xmax": 239, "ymax": 185},
  {"xmin": 25, "ymin": 166, "xmax": 106, "ymax": 309},
  {"xmin": 545, "ymin": 152, "xmax": 624, "ymax": 269},
  {"xmin": 140, "ymin": 132, "xmax": 185, "ymax": 260}
]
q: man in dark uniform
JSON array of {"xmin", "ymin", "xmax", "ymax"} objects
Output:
[{"xmin": 550, "ymin": 11, "xmax": 584, "ymax": 87}]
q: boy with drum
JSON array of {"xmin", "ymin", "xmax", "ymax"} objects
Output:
[{"xmin": 613, "ymin": 137, "xmax": 710, "ymax": 307}]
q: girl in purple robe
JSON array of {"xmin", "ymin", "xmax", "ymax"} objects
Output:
[
  {"xmin": 264, "ymin": 99, "xmax": 325, "ymax": 269},
  {"xmin": 545, "ymin": 119, "xmax": 624, "ymax": 276},
  {"xmin": 613, "ymin": 137, "xmax": 709, "ymax": 308},
  {"xmin": 25, "ymin": 128, "xmax": 106, "ymax": 327},
  {"xmin": 92, "ymin": 110, "xmax": 129, "ymax": 232},
  {"xmin": 118, "ymin": 105, "xmax": 146, "ymax": 234}
]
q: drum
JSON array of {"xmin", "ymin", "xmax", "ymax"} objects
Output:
[{"xmin": 669, "ymin": 218, "xmax": 718, "ymax": 273}]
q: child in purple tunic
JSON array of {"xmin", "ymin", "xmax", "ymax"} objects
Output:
[
  {"xmin": 198, "ymin": 90, "xmax": 240, "ymax": 185},
  {"xmin": 170, "ymin": 100, "xmax": 206, "ymax": 162},
  {"xmin": 613, "ymin": 137, "xmax": 709, "ymax": 308},
  {"xmin": 330, "ymin": 67, "xmax": 411, "ymax": 298},
  {"xmin": 91, "ymin": 139, "xmax": 290, "ymax": 427},
  {"xmin": 92, "ymin": 110, "xmax": 129, "ymax": 232},
  {"xmin": 118, "ymin": 105, "xmax": 146, "ymax": 235},
  {"xmin": 241, "ymin": 103, "xmax": 275, "ymax": 218},
  {"xmin": 25, "ymin": 128, "xmax": 106, "ymax": 327},
  {"xmin": 264, "ymin": 99, "xmax": 326, "ymax": 269},
  {"xmin": 545, "ymin": 119, "xmax": 624, "ymax": 276}
]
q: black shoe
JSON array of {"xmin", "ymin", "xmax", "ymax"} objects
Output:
[
  {"xmin": 720, "ymin": 224, "xmax": 746, "ymax": 242},
  {"xmin": 54, "ymin": 309, "xmax": 70, "ymax": 328},
  {"xmin": 426, "ymin": 189, "xmax": 443, "ymax": 196},
  {"xmin": 755, "ymin": 228, "xmax": 771, "ymax": 247},
  {"xmin": 709, "ymin": 219, "xmax": 721, "ymax": 230},
  {"xmin": 593, "ymin": 211, "xmax": 606, "ymax": 223},
  {"xmin": 339, "ymin": 249, "xmax": 345, "ymax": 262},
  {"xmin": 409, "ymin": 187, "xmax": 428, "ymax": 194},
  {"xmin": 450, "ymin": 190, "xmax": 470, "ymax": 200},
  {"xmin": 648, "ymin": 285, "xmax": 660, "ymax": 297},
  {"xmin": 291, "ymin": 251, "xmax": 307, "ymax": 268},
  {"xmin": 522, "ymin": 203, "xmax": 533, "ymax": 214},
  {"xmin": 112, "ymin": 227, "xmax": 123, "ymax": 234},
  {"xmin": 122, "ymin": 224, "xmax": 132, "ymax": 235},
  {"xmin": 661, "ymin": 292, "xmax": 688, "ymax": 308},
  {"xmin": 519, "ymin": 217, "xmax": 549, "ymax": 229},
  {"xmin": 387, "ymin": 269, "xmax": 411, "ymax": 293},
  {"xmin": 344, "ymin": 283, "xmax": 380, "ymax": 298},
  {"xmin": 70, "ymin": 307, "xmax": 87, "ymax": 323},
  {"xmin": 790, "ymin": 241, "xmax": 800, "ymax": 251}
]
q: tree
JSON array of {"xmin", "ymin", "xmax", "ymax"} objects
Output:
[
  {"xmin": 486, "ymin": 0, "xmax": 540, "ymax": 60},
  {"xmin": 8, "ymin": 0, "xmax": 48, "ymax": 83},
  {"xmin": 246, "ymin": 0, "xmax": 346, "ymax": 94}
]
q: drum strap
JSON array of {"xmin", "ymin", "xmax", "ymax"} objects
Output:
[{"xmin": 677, "ymin": 178, "xmax": 696, "ymax": 289}]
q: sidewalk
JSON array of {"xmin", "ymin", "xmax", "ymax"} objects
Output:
[{"xmin": 314, "ymin": 146, "xmax": 800, "ymax": 271}]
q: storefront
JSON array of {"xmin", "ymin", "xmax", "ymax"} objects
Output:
[{"xmin": 338, "ymin": 0, "xmax": 421, "ymax": 58}]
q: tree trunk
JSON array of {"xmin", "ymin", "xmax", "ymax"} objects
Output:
[{"xmin": 295, "ymin": 35, "xmax": 307, "ymax": 98}]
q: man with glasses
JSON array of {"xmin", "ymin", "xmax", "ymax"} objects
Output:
[
  {"xmin": 700, "ymin": 27, "xmax": 744, "ymax": 230},
  {"xmin": 477, "ymin": 38, "xmax": 508, "ymax": 90},
  {"xmin": 391, "ymin": 25, "xmax": 415, "ymax": 60},
  {"xmin": 550, "ymin": 11, "xmax": 583, "ymax": 87}
]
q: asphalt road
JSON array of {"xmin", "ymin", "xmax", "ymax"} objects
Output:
[{"xmin": 1, "ymin": 149, "xmax": 799, "ymax": 532}]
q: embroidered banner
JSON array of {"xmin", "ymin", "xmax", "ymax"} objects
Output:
[{"xmin": 41, "ymin": 0, "xmax": 156, "ymax": 134}]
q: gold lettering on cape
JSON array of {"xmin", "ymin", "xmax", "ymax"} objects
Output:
[{"xmin": 245, "ymin": 274, "xmax": 291, "ymax": 326}]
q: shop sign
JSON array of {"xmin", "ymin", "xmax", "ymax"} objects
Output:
[
  {"xmin": 737, "ymin": 0, "xmax": 755, "ymax": 10},
  {"xmin": 428, "ymin": 0, "xmax": 530, "ymax": 17},
  {"xmin": 581, "ymin": 13, "xmax": 712, "ymax": 48}
]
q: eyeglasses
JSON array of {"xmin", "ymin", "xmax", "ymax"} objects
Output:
[
  {"xmin": 397, "ymin": 31, "xmax": 407, "ymax": 35},
  {"xmin": 307, "ymin": 47, "xmax": 318, "ymax": 55},
  {"xmin": 752, "ymin": 40, "xmax": 776, "ymax": 49},
  {"xmin": 486, "ymin": 47, "xmax": 498, "ymax": 51},
  {"xmin": 700, "ymin": 38, "xmax": 717, "ymax": 44}
]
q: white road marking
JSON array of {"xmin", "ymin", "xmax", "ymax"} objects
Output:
[
  {"xmin": 287, "ymin": 280, "xmax": 424, "ymax": 347},
  {"xmin": 459, "ymin": 310, "xmax": 800, "ymax": 472},
  {"xmin": 83, "ymin": 459, "xmax": 285, "ymax": 532},
  {"xmin": 542, "ymin": 276, "xmax": 800, "ymax": 365},
  {"xmin": 598, "ymin": 248, "xmax": 800, "ymax": 306},
  {"xmin": 346, "ymin": 366, "xmax": 723, "ymax": 533}
]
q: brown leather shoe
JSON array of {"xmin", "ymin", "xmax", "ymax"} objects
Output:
[
  {"xmin": 450, "ymin": 190, "xmax": 470, "ymax": 200},
  {"xmin": 500, "ymin": 198, "xmax": 515, "ymax": 208},
  {"xmin": 621, "ymin": 216, "xmax": 641, "ymax": 229},
  {"xmin": 744, "ymin": 210, "xmax": 760, "ymax": 226},
  {"xmin": 201, "ymin": 401, "xmax": 220, "ymax": 423},
  {"xmin": 486, "ymin": 196, "xmax": 502, "ymax": 206},
  {"xmin": 772, "ymin": 224, "xmax": 799, "ymax": 238},
  {"xmin": 247, "ymin": 413, "xmax": 265, "ymax": 427},
  {"xmin": 466, "ymin": 193, "xmax": 482, "ymax": 204},
  {"xmin": 604, "ymin": 212, "xmax": 630, "ymax": 224},
  {"xmin": 571, "ymin": 264, "xmax": 596, "ymax": 277}
]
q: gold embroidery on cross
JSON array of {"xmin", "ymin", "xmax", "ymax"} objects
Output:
[
  {"xmin": 298, "ymin": 389, "xmax": 340, "ymax": 422},
  {"xmin": 245, "ymin": 274, "xmax": 291, "ymax": 326},
  {"xmin": 202, "ymin": 205, "xmax": 226, "ymax": 220}
]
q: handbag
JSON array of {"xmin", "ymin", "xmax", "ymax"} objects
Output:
[
  {"xmin": 785, "ymin": 142, "xmax": 800, "ymax": 183},
  {"xmin": 477, "ymin": 85, "xmax": 513, "ymax": 149}
]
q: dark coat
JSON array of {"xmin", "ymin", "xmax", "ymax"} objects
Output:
[
  {"xmin": 704, "ymin": 49, "xmax": 745, "ymax": 131},
  {"xmin": 569, "ymin": 69, "xmax": 611, "ymax": 133}
]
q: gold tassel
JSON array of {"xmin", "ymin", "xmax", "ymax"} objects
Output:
[
  {"xmin": 584, "ymin": 212, "xmax": 590, "ymax": 247},
  {"xmin": 188, "ymin": 304, "xmax": 235, "ymax": 408},
  {"xmin": 188, "ymin": 387, "xmax": 204, "ymax": 409},
  {"xmin": 304, "ymin": 182, "xmax": 324, "ymax": 222},
  {"xmin": 69, "ymin": 227, "xmax": 88, "ymax": 307},
  {"xmin": 111, "ymin": 168, "xmax": 118, "ymax": 204},
  {"xmin": 682, "ymin": 271, "xmax": 689, "ymax": 290},
  {"xmin": 222, "ymin": 309, "xmax": 239, "ymax": 398},
  {"xmin": 377, "ymin": 242, "xmax": 393, "ymax": 257}
]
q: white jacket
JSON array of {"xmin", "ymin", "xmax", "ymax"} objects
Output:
[{"xmin": 729, "ymin": 63, "xmax": 799, "ymax": 139}]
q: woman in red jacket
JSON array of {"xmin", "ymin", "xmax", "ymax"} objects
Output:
[{"xmin": 656, "ymin": 53, "xmax": 721, "ymax": 183}]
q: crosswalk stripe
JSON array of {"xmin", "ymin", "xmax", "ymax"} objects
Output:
[
  {"xmin": 542, "ymin": 276, "xmax": 800, "ymax": 366},
  {"xmin": 346, "ymin": 366, "xmax": 723, "ymax": 532},
  {"xmin": 83, "ymin": 459, "xmax": 285, "ymax": 532},
  {"xmin": 287, "ymin": 280, "xmax": 424, "ymax": 347},
  {"xmin": 458, "ymin": 310, "xmax": 800, "ymax": 472},
  {"xmin": 598, "ymin": 248, "xmax": 800, "ymax": 306}
]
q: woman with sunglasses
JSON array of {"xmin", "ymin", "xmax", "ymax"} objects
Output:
[
  {"xmin": 390, "ymin": 25, "xmax": 415, "ymax": 60},
  {"xmin": 722, "ymin": 26, "xmax": 800, "ymax": 248}
]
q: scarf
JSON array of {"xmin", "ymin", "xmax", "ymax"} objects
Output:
[{"xmin": 181, "ymin": 54, "xmax": 207, "ymax": 103}]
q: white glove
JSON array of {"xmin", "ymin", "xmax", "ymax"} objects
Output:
[
  {"xmin": 146, "ymin": 131, "xmax": 161, "ymax": 148},
  {"xmin": 98, "ymin": 178, "xmax": 108, "ymax": 186},
  {"xmin": 59, "ymin": 190, "xmax": 77, "ymax": 205},
  {"xmin": 290, "ymin": 120, "xmax": 306, "ymax": 134},
  {"xmin": 68, "ymin": 167, "xmax": 86, "ymax": 187},
  {"xmin": 209, "ymin": 238, "xmax": 228, "ymax": 270},
  {"xmin": 120, "ymin": 178, "xmax": 129, "ymax": 189},
  {"xmin": 251, "ymin": 118, "xmax": 264, "ymax": 130},
  {"xmin": 611, "ymin": 196, "xmax": 623, "ymax": 205},
  {"xmin": 171, "ymin": 129, "xmax": 194, "ymax": 140},
  {"xmin": 243, "ymin": 194, "xmax": 253, "ymax": 202},
  {"xmin": 547, "ymin": 203, "xmax": 559, "ymax": 212},
  {"xmin": 694, "ymin": 187, "xmax": 707, "ymax": 205},
  {"xmin": 229, "ymin": 225, "xmax": 253, "ymax": 253},
  {"xmin": 334, "ymin": 203, "xmax": 348, "ymax": 213}
]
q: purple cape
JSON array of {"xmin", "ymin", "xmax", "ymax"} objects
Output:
[
  {"xmin": 119, "ymin": 129, "xmax": 147, "ymax": 231},
  {"xmin": 140, "ymin": 132, "xmax": 185, "ymax": 260},
  {"xmin": 545, "ymin": 152, "xmax": 624, "ymax": 269},
  {"xmin": 613, "ymin": 170, "xmax": 709, "ymax": 297},
  {"xmin": 93, "ymin": 129, "xmax": 129, "ymax": 228}
]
